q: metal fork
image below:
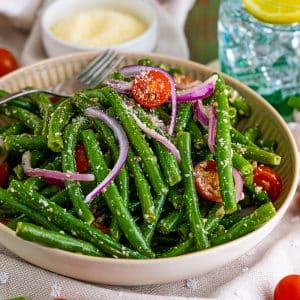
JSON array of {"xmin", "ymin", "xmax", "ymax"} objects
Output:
[{"xmin": 0, "ymin": 49, "xmax": 124, "ymax": 105}]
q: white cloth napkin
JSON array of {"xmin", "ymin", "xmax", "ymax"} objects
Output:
[{"xmin": 1, "ymin": 1, "xmax": 300, "ymax": 300}]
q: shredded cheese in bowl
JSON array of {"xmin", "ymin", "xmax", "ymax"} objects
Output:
[{"xmin": 51, "ymin": 9, "xmax": 147, "ymax": 47}]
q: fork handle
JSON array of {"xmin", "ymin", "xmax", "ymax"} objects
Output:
[
  {"xmin": 0, "ymin": 88, "xmax": 67, "ymax": 105},
  {"xmin": 0, "ymin": 89, "xmax": 45, "ymax": 105}
]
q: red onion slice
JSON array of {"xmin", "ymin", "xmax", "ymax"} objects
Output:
[
  {"xmin": 130, "ymin": 111, "xmax": 181, "ymax": 161},
  {"xmin": 106, "ymin": 80, "xmax": 133, "ymax": 94},
  {"xmin": 208, "ymin": 106, "xmax": 217, "ymax": 153},
  {"xmin": 84, "ymin": 107, "xmax": 129, "ymax": 203},
  {"xmin": 232, "ymin": 168, "xmax": 244, "ymax": 202},
  {"xmin": 0, "ymin": 138, "xmax": 8, "ymax": 164},
  {"xmin": 121, "ymin": 65, "xmax": 177, "ymax": 136},
  {"xmin": 174, "ymin": 75, "xmax": 217, "ymax": 102},
  {"xmin": 193, "ymin": 101, "xmax": 209, "ymax": 129},
  {"xmin": 22, "ymin": 151, "xmax": 95, "ymax": 182}
]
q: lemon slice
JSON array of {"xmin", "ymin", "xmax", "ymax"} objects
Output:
[{"xmin": 243, "ymin": 0, "xmax": 300, "ymax": 24}]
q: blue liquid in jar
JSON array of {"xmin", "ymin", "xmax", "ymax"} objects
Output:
[{"xmin": 218, "ymin": 0, "xmax": 300, "ymax": 120}]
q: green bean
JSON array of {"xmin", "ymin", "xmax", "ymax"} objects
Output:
[
  {"xmin": 28, "ymin": 93, "xmax": 53, "ymax": 136},
  {"xmin": 82, "ymin": 129, "xmax": 154, "ymax": 257},
  {"xmin": 4, "ymin": 135, "xmax": 48, "ymax": 152},
  {"xmin": 220, "ymin": 212, "xmax": 244, "ymax": 229},
  {"xmin": 129, "ymin": 198, "xmax": 141, "ymax": 212},
  {"xmin": 62, "ymin": 120, "xmax": 94, "ymax": 224},
  {"xmin": 168, "ymin": 186, "xmax": 184, "ymax": 210},
  {"xmin": 110, "ymin": 70, "xmax": 124, "ymax": 80},
  {"xmin": 256, "ymin": 139, "xmax": 277, "ymax": 152},
  {"xmin": 40, "ymin": 185, "xmax": 61, "ymax": 197},
  {"xmin": 152, "ymin": 106, "xmax": 170, "ymax": 124},
  {"xmin": 141, "ymin": 193, "xmax": 168, "ymax": 245},
  {"xmin": 232, "ymin": 152, "xmax": 254, "ymax": 185},
  {"xmin": 134, "ymin": 104, "xmax": 181, "ymax": 186},
  {"xmin": 227, "ymin": 86, "xmax": 251, "ymax": 117},
  {"xmin": 0, "ymin": 106, "xmax": 42, "ymax": 134},
  {"xmin": 6, "ymin": 215, "xmax": 31, "ymax": 230},
  {"xmin": 109, "ymin": 219, "xmax": 122, "ymax": 242},
  {"xmin": 0, "ymin": 188, "xmax": 59, "ymax": 231},
  {"xmin": 9, "ymin": 180, "xmax": 146, "ymax": 259},
  {"xmin": 158, "ymin": 238, "xmax": 194, "ymax": 258},
  {"xmin": 177, "ymin": 223, "xmax": 190, "ymax": 240},
  {"xmin": 12, "ymin": 164, "xmax": 25, "ymax": 180},
  {"xmin": 245, "ymin": 183, "xmax": 270, "ymax": 204},
  {"xmin": 243, "ymin": 125, "xmax": 260, "ymax": 143},
  {"xmin": 0, "ymin": 89, "xmax": 36, "ymax": 112},
  {"xmin": 127, "ymin": 149, "xmax": 155, "ymax": 223},
  {"xmin": 138, "ymin": 58, "xmax": 153, "ymax": 66},
  {"xmin": 204, "ymin": 203, "xmax": 225, "ymax": 234},
  {"xmin": 177, "ymin": 131, "xmax": 209, "ymax": 250},
  {"xmin": 48, "ymin": 99, "xmax": 75, "ymax": 152},
  {"xmin": 175, "ymin": 103, "xmax": 192, "ymax": 133},
  {"xmin": 186, "ymin": 118, "xmax": 206, "ymax": 149},
  {"xmin": 211, "ymin": 202, "xmax": 276, "ymax": 246},
  {"xmin": 0, "ymin": 122, "xmax": 26, "ymax": 137},
  {"xmin": 158, "ymin": 209, "xmax": 185, "ymax": 234},
  {"xmin": 49, "ymin": 189, "xmax": 69, "ymax": 206},
  {"xmin": 231, "ymin": 127, "xmax": 258, "ymax": 148},
  {"xmin": 211, "ymin": 224, "xmax": 226, "ymax": 236},
  {"xmin": 102, "ymin": 87, "xmax": 167, "ymax": 195},
  {"xmin": 85, "ymin": 108, "xmax": 128, "ymax": 241},
  {"xmin": 0, "ymin": 205, "xmax": 19, "ymax": 217},
  {"xmin": 0, "ymin": 124, "xmax": 11, "ymax": 134},
  {"xmin": 215, "ymin": 74, "xmax": 238, "ymax": 214},
  {"xmin": 233, "ymin": 143, "xmax": 281, "ymax": 165},
  {"xmin": 16, "ymin": 222, "xmax": 103, "ymax": 257},
  {"xmin": 169, "ymin": 67, "xmax": 184, "ymax": 76},
  {"xmin": 228, "ymin": 106, "xmax": 238, "ymax": 126}
]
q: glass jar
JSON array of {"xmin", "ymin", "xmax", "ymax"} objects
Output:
[{"xmin": 218, "ymin": 0, "xmax": 300, "ymax": 120}]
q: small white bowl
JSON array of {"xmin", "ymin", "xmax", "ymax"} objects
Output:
[{"xmin": 41, "ymin": 0, "xmax": 158, "ymax": 57}]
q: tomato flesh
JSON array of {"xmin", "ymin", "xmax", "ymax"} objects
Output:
[
  {"xmin": 132, "ymin": 70, "xmax": 171, "ymax": 108},
  {"xmin": 0, "ymin": 162, "xmax": 9, "ymax": 188},
  {"xmin": 253, "ymin": 165, "xmax": 282, "ymax": 202},
  {"xmin": 274, "ymin": 274, "xmax": 300, "ymax": 300},
  {"xmin": 194, "ymin": 160, "xmax": 222, "ymax": 202},
  {"xmin": 0, "ymin": 48, "xmax": 18, "ymax": 77},
  {"xmin": 75, "ymin": 145, "xmax": 90, "ymax": 173}
]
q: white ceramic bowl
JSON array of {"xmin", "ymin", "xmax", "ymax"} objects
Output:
[
  {"xmin": 41, "ymin": 0, "xmax": 158, "ymax": 57},
  {"xmin": 0, "ymin": 52, "xmax": 298, "ymax": 286}
]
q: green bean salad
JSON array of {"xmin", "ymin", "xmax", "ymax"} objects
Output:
[{"xmin": 0, "ymin": 59, "xmax": 282, "ymax": 259}]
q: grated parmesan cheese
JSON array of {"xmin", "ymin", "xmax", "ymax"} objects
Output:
[{"xmin": 51, "ymin": 9, "xmax": 147, "ymax": 47}]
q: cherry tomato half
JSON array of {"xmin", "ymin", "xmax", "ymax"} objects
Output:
[
  {"xmin": 194, "ymin": 160, "xmax": 222, "ymax": 202},
  {"xmin": 274, "ymin": 274, "xmax": 300, "ymax": 300},
  {"xmin": 132, "ymin": 70, "xmax": 171, "ymax": 108},
  {"xmin": 0, "ymin": 161, "xmax": 9, "ymax": 188},
  {"xmin": 0, "ymin": 48, "xmax": 18, "ymax": 77},
  {"xmin": 253, "ymin": 165, "xmax": 282, "ymax": 202},
  {"xmin": 75, "ymin": 145, "xmax": 90, "ymax": 173}
]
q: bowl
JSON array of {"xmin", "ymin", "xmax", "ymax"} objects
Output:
[
  {"xmin": 0, "ymin": 52, "xmax": 298, "ymax": 286},
  {"xmin": 41, "ymin": 0, "xmax": 158, "ymax": 57}
]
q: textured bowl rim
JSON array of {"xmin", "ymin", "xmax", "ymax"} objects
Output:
[
  {"xmin": 0, "ymin": 51, "xmax": 298, "ymax": 266},
  {"xmin": 40, "ymin": 0, "xmax": 158, "ymax": 51}
]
